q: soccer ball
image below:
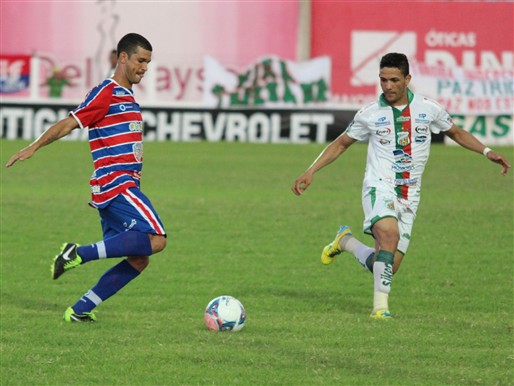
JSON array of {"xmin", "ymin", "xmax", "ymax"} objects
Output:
[{"xmin": 204, "ymin": 295, "xmax": 246, "ymax": 332}]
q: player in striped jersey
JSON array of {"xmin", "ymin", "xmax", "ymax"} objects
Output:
[
  {"xmin": 291, "ymin": 53, "xmax": 510, "ymax": 319},
  {"xmin": 6, "ymin": 33, "xmax": 167, "ymax": 322}
]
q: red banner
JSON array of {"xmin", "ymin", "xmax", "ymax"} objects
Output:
[{"xmin": 311, "ymin": 1, "xmax": 514, "ymax": 106}]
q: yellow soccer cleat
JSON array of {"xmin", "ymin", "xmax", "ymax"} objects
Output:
[
  {"xmin": 320, "ymin": 225, "xmax": 352, "ymax": 265},
  {"xmin": 63, "ymin": 307, "xmax": 97, "ymax": 322},
  {"xmin": 370, "ymin": 309, "xmax": 392, "ymax": 320}
]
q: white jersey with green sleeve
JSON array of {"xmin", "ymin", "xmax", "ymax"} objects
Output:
[{"xmin": 345, "ymin": 89, "xmax": 454, "ymax": 200}]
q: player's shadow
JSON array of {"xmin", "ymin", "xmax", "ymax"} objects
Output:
[
  {"xmin": 256, "ymin": 287, "xmax": 368, "ymax": 315},
  {"xmin": 1, "ymin": 291, "xmax": 65, "ymax": 313}
]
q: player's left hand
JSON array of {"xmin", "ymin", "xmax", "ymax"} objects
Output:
[{"xmin": 486, "ymin": 151, "xmax": 511, "ymax": 176}]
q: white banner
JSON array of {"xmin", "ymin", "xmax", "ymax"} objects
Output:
[
  {"xmin": 411, "ymin": 62, "xmax": 514, "ymax": 115},
  {"xmin": 203, "ymin": 55, "xmax": 331, "ymax": 108}
]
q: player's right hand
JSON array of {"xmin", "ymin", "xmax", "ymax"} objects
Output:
[{"xmin": 5, "ymin": 147, "xmax": 35, "ymax": 168}]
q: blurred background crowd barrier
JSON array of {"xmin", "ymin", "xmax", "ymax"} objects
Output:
[{"xmin": 1, "ymin": 1, "xmax": 512, "ymax": 145}]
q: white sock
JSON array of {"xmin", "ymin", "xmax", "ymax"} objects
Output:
[
  {"xmin": 372, "ymin": 257, "xmax": 394, "ymax": 312},
  {"xmin": 341, "ymin": 236, "xmax": 375, "ymax": 270},
  {"xmin": 373, "ymin": 291, "xmax": 389, "ymax": 313}
]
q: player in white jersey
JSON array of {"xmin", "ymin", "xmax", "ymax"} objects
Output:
[{"xmin": 291, "ymin": 53, "xmax": 510, "ymax": 319}]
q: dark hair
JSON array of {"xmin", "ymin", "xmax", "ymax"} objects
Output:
[
  {"xmin": 117, "ymin": 33, "xmax": 152, "ymax": 58},
  {"xmin": 380, "ymin": 53, "xmax": 409, "ymax": 77}
]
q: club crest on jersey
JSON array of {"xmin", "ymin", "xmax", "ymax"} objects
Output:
[
  {"xmin": 397, "ymin": 131, "xmax": 410, "ymax": 146},
  {"xmin": 384, "ymin": 199, "xmax": 395, "ymax": 210},
  {"xmin": 133, "ymin": 142, "xmax": 143, "ymax": 162}
]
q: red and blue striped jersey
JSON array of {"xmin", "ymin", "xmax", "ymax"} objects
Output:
[{"xmin": 70, "ymin": 79, "xmax": 144, "ymax": 208}]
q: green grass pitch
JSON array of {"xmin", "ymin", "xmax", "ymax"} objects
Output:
[{"xmin": 1, "ymin": 139, "xmax": 512, "ymax": 385}]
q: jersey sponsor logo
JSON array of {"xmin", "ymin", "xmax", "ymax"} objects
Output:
[
  {"xmin": 397, "ymin": 131, "xmax": 410, "ymax": 146},
  {"xmin": 375, "ymin": 116, "xmax": 391, "ymax": 127},
  {"xmin": 392, "ymin": 163, "xmax": 415, "ymax": 172},
  {"xmin": 376, "ymin": 127, "xmax": 392, "ymax": 136},
  {"xmin": 394, "ymin": 177, "xmax": 418, "ymax": 186},
  {"xmin": 379, "ymin": 138, "xmax": 391, "ymax": 145},
  {"xmin": 396, "ymin": 116, "xmax": 411, "ymax": 122},
  {"xmin": 415, "ymin": 113, "xmax": 430, "ymax": 124},
  {"xmin": 129, "ymin": 122, "xmax": 143, "ymax": 132},
  {"xmin": 415, "ymin": 125, "xmax": 429, "ymax": 134},
  {"xmin": 392, "ymin": 149, "xmax": 414, "ymax": 171},
  {"xmin": 415, "ymin": 135, "xmax": 428, "ymax": 143},
  {"xmin": 393, "ymin": 149, "xmax": 413, "ymax": 162},
  {"xmin": 91, "ymin": 185, "xmax": 101, "ymax": 193}
]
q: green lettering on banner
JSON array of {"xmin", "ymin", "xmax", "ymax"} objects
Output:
[
  {"xmin": 451, "ymin": 115, "xmax": 465, "ymax": 128},
  {"xmin": 301, "ymin": 83, "xmax": 314, "ymax": 103},
  {"xmin": 266, "ymin": 82, "xmax": 279, "ymax": 102},
  {"xmin": 261, "ymin": 59, "xmax": 275, "ymax": 81},
  {"xmin": 238, "ymin": 71, "xmax": 250, "ymax": 88},
  {"xmin": 469, "ymin": 116, "xmax": 487, "ymax": 137},
  {"xmin": 316, "ymin": 79, "xmax": 328, "ymax": 102},
  {"xmin": 280, "ymin": 60, "xmax": 295, "ymax": 83},
  {"xmin": 493, "ymin": 115, "xmax": 510, "ymax": 137},
  {"xmin": 211, "ymin": 85, "xmax": 225, "ymax": 108},
  {"xmin": 283, "ymin": 82, "xmax": 296, "ymax": 103},
  {"xmin": 452, "ymin": 81, "xmax": 462, "ymax": 95},
  {"xmin": 253, "ymin": 86, "xmax": 264, "ymax": 106},
  {"xmin": 230, "ymin": 88, "xmax": 250, "ymax": 106}
]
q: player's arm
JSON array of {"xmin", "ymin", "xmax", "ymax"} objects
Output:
[
  {"xmin": 5, "ymin": 116, "xmax": 79, "ymax": 168},
  {"xmin": 292, "ymin": 132, "xmax": 356, "ymax": 196},
  {"xmin": 444, "ymin": 123, "xmax": 511, "ymax": 175}
]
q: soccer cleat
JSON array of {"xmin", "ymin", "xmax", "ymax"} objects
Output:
[
  {"xmin": 320, "ymin": 225, "xmax": 353, "ymax": 265},
  {"xmin": 51, "ymin": 243, "xmax": 82, "ymax": 280},
  {"xmin": 370, "ymin": 310, "xmax": 392, "ymax": 320},
  {"xmin": 63, "ymin": 307, "xmax": 96, "ymax": 322}
]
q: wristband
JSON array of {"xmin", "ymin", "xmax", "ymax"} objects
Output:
[{"xmin": 482, "ymin": 147, "xmax": 492, "ymax": 157}]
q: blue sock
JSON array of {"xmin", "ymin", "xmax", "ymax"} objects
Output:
[
  {"xmin": 72, "ymin": 259, "xmax": 140, "ymax": 314},
  {"xmin": 77, "ymin": 231, "xmax": 152, "ymax": 263}
]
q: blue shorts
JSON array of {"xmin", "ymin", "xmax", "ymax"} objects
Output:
[{"xmin": 98, "ymin": 187, "xmax": 166, "ymax": 239}]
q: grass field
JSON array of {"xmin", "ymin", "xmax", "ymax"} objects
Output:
[{"xmin": 1, "ymin": 139, "xmax": 513, "ymax": 386}]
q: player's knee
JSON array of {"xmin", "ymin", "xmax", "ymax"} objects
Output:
[
  {"xmin": 127, "ymin": 255, "xmax": 149, "ymax": 272},
  {"xmin": 150, "ymin": 234, "xmax": 167, "ymax": 254}
]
